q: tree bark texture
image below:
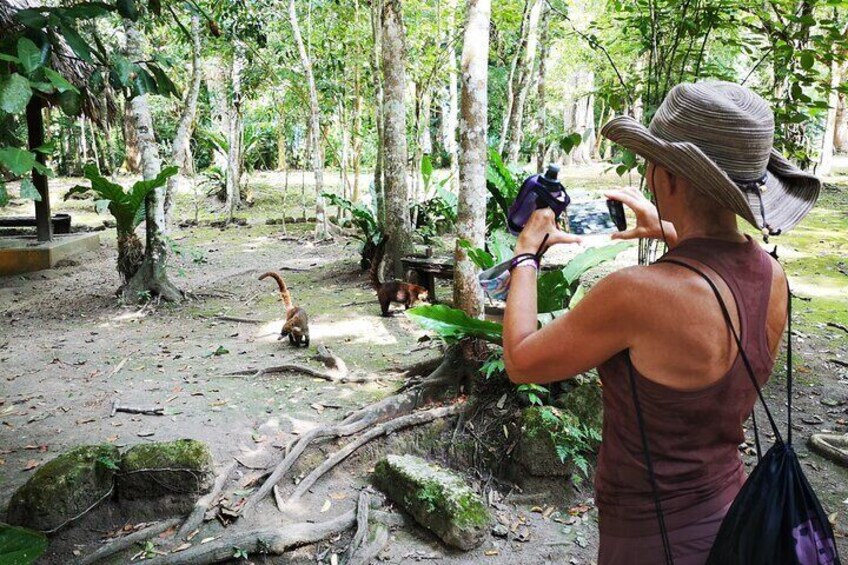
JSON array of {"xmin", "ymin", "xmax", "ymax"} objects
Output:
[
  {"xmin": 225, "ymin": 42, "xmax": 245, "ymax": 221},
  {"xmin": 454, "ymin": 0, "xmax": 491, "ymax": 318},
  {"xmin": 380, "ymin": 0, "xmax": 412, "ymax": 278},
  {"xmin": 290, "ymin": 0, "xmax": 328, "ymax": 239},
  {"xmin": 165, "ymin": 13, "xmax": 202, "ymax": 229},
  {"xmin": 122, "ymin": 18, "xmax": 181, "ymax": 303},
  {"xmin": 503, "ymin": 0, "xmax": 541, "ymax": 164}
]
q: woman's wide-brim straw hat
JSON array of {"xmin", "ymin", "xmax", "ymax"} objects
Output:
[{"xmin": 602, "ymin": 81, "xmax": 821, "ymax": 234}]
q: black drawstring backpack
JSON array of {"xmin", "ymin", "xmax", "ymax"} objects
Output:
[{"xmin": 628, "ymin": 258, "xmax": 841, "ymax": 565}]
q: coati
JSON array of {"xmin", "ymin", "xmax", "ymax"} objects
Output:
[
  {"xmin": 258, "ymin": 272, "xmax": 310, "ymax": 347},
  {"xmin": 370, "ymin": 238, "xmax": 430, "ymax": 317}
]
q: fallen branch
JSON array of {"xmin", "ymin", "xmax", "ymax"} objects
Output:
[
  {"xmin": 111, "ymin": 400, "xmax": 164, "ymax": 417},
  {"xmin": 142, "ymin": 511, "xmax": 356, "ymax": 565},
  {"xmin": 224, "ymin": 364, "xmax": 374, "ymax": 384},
  {"xmin": 339, "ymin": 300, "xmax": 373, "ymax": 308},
  {"xmin": 285, "ymin": 403, "xmax": 465, "ymax": 505},
  {"xmin": 174, "ymin": 461, "xmax": 236, "ymax": 543},
  {"xmin": 347, "ymin": 524, "xmax": 389, "ymax": 565},
  {"xmin": 213, "ymin": 315, "xmax": 267, "ymax": 324},
  {"xmin": 108, "ymin": 357, "xmax": 130, "ymax": 379},
  {"xmin": 829, "ymin": 358, "xmax": 848, "ymax": 369},
  {"xmin": 77, "ymin": 518, "xmax": 182, "ymax": 565},
  {"xmin": 344, "ymin": 491, "xmax": 371, "ymax": 563},
  {"xmin": 827, "ymin": 322, "xmax": 848, "ymax": 335}
]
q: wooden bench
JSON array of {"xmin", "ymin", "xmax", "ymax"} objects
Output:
[
  {"xmin": 0, "ymin": 213, "xmax": 72, "ymax": 234},
  {"xmin": 401, "ymin": 255, "xmax": 564, "ymax": 302}
]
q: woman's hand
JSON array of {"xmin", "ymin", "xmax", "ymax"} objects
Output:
[
  {"xmin": 604, "ymin": 187, "xmax": 678, "ymax": 246},
  {"xmin": 514, "ymin": 208, "xmax": 582, "ymax": 256}
]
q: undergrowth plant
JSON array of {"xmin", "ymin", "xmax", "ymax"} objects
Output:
[
  {"xmin": 322, "ymin": 192, "xmax": 383, "ymax": 270},
  {"xmin": 66, "ymin": 164, "xmax": 177, "ymax": 282}
]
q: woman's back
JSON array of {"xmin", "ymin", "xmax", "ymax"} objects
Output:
[{"xmin": 595, "ymin": 236, "xmax": 786, "ymax": 549}]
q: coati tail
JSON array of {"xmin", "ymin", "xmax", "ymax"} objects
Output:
[
  {"xmin": 258, "ymin": 271, "xmax": 293, "ymax": 309},
  {"xmin": 369, "ymin": 236, "xmax": 388, "ymax": 291}
]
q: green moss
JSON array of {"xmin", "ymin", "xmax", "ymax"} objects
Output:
[{"xmin": 120, "ymin": 439, "xmax": 211, "ymax": 472}]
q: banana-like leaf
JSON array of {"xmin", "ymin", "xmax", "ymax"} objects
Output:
[
  {"xmin": 0, "ymin": 524, "xmax": 47, "ymax": 565},
  {"xmin": 457, "ymin": 239, "xmax": 494, "ymax": 270},
  {"xmin": 561, "ymin": 242, "xmax": 632, "ymax": 286},
  {"xmin": 407, "ymin": 304, "xmax": 503, "ymax": 345}
]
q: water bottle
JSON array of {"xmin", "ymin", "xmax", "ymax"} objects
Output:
[{"xmin": 506, "ymin": 164, "xmax": 570, "ymax": 235}]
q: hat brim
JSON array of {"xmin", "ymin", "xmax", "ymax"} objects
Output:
[{"xmin": 601, "ymin": 116, "xmax": 821, "ymax": 233}]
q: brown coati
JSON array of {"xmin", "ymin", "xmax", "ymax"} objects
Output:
[
  {"xmin": 370, "ymin": 238, "xmax": 429, "ymax": 317},
  {"xmin": 258, "ymin": 272, "xmax": 310, "ymax": 347}
]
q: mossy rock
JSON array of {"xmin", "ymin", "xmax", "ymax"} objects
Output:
[
  {"xmin": 5, "ymin": 444, "xmax": 119, "ymax": 533},
  {"xmin": 516, "ymin": 406, "xmax": 572, "ymax": 477},
  {"xmin": 118, "ymin": 439, "xmax": 213, "ymax": 500},
  {"xmin": 373, "ymin": 454, "xmax": 491, "ymax": 550},
  {"xmin": 557, "ymin": 377, "xmax": 603, "ymax": 430}
]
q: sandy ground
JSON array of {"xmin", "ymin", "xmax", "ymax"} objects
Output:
[{"xmin": 1, "ymin": 165, "xmax": 846, "ymax": 563}]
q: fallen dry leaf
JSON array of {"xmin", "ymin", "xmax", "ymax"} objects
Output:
[
  {"xmin": 172, "ymin": 543, "xmax": 192, "ymax": 552},
  {"xmin": 329, "ymin": 492, "xmax": 347, "ymax": 500},
  {"xmin": 23, "ymin": 459, "xmax": 39, "ymax": 471},
  {"xmin": 106, "ymin": 435, "xmax": 119, "ymax": 443},
  {"xmin": 320, "ymin": 499, "xmax": 332, "ymax": 513},
  {"xmin": 485, "ymin": 550, "xmax": 499, "ymax": 556}
]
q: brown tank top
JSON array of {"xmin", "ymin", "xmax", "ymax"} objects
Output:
[{"xmin": 595, "ymin": 236, "xmax": 776, "ymax": 537}]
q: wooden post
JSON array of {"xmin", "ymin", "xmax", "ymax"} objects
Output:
[{"xmin": 26, "ymin": 98, "xmax": 52, "ymax": 242}]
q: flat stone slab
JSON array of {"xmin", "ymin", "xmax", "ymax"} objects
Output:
[
  {"xmin": 0, "ymin": 233, "xmax": 99, "ymax": 276},
  {"xmin": 374, "ymin": 454, "xmax": 491, "ymax": 550},
  {"xmin": 5, "ymin": 444, "xmax": 119, "ymax": 533},
  {"xmin": 118, "ymin": 439, "xmax": 213, "ymax": 500}
]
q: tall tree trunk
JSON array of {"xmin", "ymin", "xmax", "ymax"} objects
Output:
[
  {"xmin": 290, "ymin": 0, "xmax": 328, "ymax": 239},
  {"xmin": 352, "ymin": 74, "xmax": 363, "ymax": 204},
  {"xmin": 819, "ymin": 58, "xmax": 841, "ymax": 175},
  {"xmin": 454, "ymin": 0, "xmax": 490, "ymax": 318},
  {"xmin": 122, "ymin": 99, "xmax": 141, "ymax": 173},
  {"xmin": 836, "ymin": 89, "xmax": 848, "ymax": 154},
  {"xmin": 498, "ymin": 0, "xmax": 531, "ymax": 156},
  {"xmin": 121, "ymin": 18, "xmax": 181, "ymax": 303},
  {"xmin": 534, "ymin": 1, "xmax": 549, "ymax": 173},
  {"xmin": 503, "ymin": 0, "xmax": 541, "ymax": 164},
  {"xmin": 370, "ymin": 0, "xmax": 386, "ymax": 225},
  {"xmin": 165, "ymin": 14, "xmax": 202, "ymax": 229},
  {"xmin": 380, "ymin": 0, "xmax": 412, "ymax": 279},
  {"xmin": 88, "ymin": 117, "xmax": 101, "ymax": 174},
  {"xmin": 447, "ymin": 0, "xmax": 460, "ymax": 191},
  {"xmin": 225, "ymin": 42, "xmax": 245, "ymax": 221},
  {"xmin": 204, "ymin": 55, "xmax": 230, "ymax": 174}
]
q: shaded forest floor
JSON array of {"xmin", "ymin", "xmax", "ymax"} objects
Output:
[{"xmin": 1, "ymin": 163, "xmax": 846, "ymax": 563}]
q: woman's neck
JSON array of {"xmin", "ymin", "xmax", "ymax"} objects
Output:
[{"xmin": 671, "ymin": 209, "xmax": 745, "ymax": 244}]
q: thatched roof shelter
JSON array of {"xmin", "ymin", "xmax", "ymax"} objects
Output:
[{"xmin": 0, "ymin": 0, "xmax": 117, "ymax": 126}]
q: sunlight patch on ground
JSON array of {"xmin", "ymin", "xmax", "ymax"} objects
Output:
[
  {"xmin": 791, "ymin": 279, "xmax": 846, "ymax": 301},
  {"xmin": 255, "ymin": 321, "xmax": 284, "ymax": 342},
  {"xmin": 308, "ymin": 316, "xmax": 398, "ymax": 345}
]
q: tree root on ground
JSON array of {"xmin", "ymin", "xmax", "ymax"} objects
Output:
[
  {"xmin": 141, "ymin": 510, "xmax": 357, "ymax": 565},
  {"xmin": 347, "ymin": 524, "xmax": 389, "ymax": 565},
  {"xmin": 344, "ymin": 490, "xmax": 371, "ymax": 563},
  {"xmin": 283, "ymin": 403, "xmax": 464, "ymax": 507},
  {"xmin": 223, "ymin": 364, "xmax": 376, "ymax": 384},
  {"xmin": 174, "ymin": 461, "xmax": 236, "ymax": 543},
  {"xmin": 77, "ymin": 518, "xmax": 182, "ymax": 565}
]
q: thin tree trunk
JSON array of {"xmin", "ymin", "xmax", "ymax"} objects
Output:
[
  {"xmin": 121, "ymin": 17, "xmax": 181, "ymax": 303},
  {"xmin": 370, "ymin": 0, "xmax": 386, "ymax": 225},
  {"xmin": 225, "ymin": 42, "xmax": 245, "ymax": 221},
  {"xmin": 447, "ymin": 0, "xmax": 460, "ymax": 191},
  {"xmin": 535, "ymin": 1, "xmax": 549, "ymax": 173},
  {"xmin": 381, "ymin": 0, "xmax": 412, "ymax": 278},
  {"xmin": 352, "ymin": 74, "xmax": 363, "ymax": 204},
  {"xmin": 498, "ymin": 0, "xmax": 531, "ymax": 156},
  {"xmin": 165, "ymin": 14, "xmax": 202, "ymax": 230},
  {"xmin": 819, "ymin": 58, "xmax": 841, "ymax": 175},
  {"xmin": 454, "ymin": 0, "xmax": 490, "ymax": 318},
  {"xmin": 79, "ymin": 115, "xmax": 89, "ymax": 165},
  {"xmin": 503, "ymin": 0, "xmax": 541, "ymax": 164},
  {"xmin": 88, "ymin": 116, "xmax": 101, "ymax": 174},
  {"xmin": 836, "ymin": 90, "xmax": 848, "ymax": 154},
  {"xmin": 290, "ymin": 0, "xmax": 328, "ymax": 239},
  {"xmin": 122, "ymin": 100, "xmax": 141, "ymax": 173},
  {"xmin": 204, "ymin": 55, "xmax": 229, "ymax": 175}
]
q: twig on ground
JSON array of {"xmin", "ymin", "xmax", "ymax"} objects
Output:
[
  {"xmin": 108, "ymin": 357, "xmax": 130, "ymax": 379},
  {"xmin": 826, "ymin": 322, "xmax": 848, "ymax": 335},
  {"xmin": 141, "ymin": 511, "xmax": 356, "ymax": 565},
  {"xmin": 212, "ymin": 315, "xmax": 267, "ymax": 324},
  {"xmin": 347, "ymin": 524, "xmax": 389, "ymax": 565},
  {"xmin": 344, "ymin": 490, "xmax": 371, "ymax": 563},
  {"xmin": 174, "ymin": 461, "xmax": 236, "ymax": 543},
  {"xmin": 829, "ymin": 358, "xmax": 848, "ymax": 369},
  {"xmin": 278, "ymin": 265, "xmax": 314, "ymax": 272},
  {"xmin": 223, "ymin": 364, "xmax": 374, "ymax": 384},
  {"xmin": 273, "ymin": 485, "xmax": 285, "ymax": 512},
  {"xmin": 77, "ymin": 518, "xmax": 182, "ymax": 565},
  {"xmin": 111, "ymin": 400, "xmax": 164, "ymax": 417},
  {"xmin": 339, "ymin": 300, "xmax": 373, "ymax": 308},
  {"xmin": 284, "ymin": 403, "xmax": 464, "ymax": 506}
]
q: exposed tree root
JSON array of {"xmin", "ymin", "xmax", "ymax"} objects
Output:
[
  {"xmin": 347, "ymin": 524, "xmax": 389, "ymax": 565},
  {"xmin": 223, "ymin": 364, "xmax": 375, "ymax": 383},
  {"xmin": 344, "ymin": 490, "xmax": 371, "ymax": 563},
  {"xmin": 77, "ymin": 518, "xmax": 182, "ymax": 565},
  {"xmin": 141, "ymin": 511, "xmax": 356, "ymax": 565},
  {"xmin": 212, "ymin": 315, "xmax": 266, "ymax": 324},
  {"xmin": 122, "ymin": 258, "xmax": 184, "ymax": 304},
  {"xmin": 285, "ymin": 403, "xmax": 464, "ymax": 506},
  {"xmin": 174, "ymin": 461, "xmax": 236, "ymax": 543},
  {"xmin": 315, "ymin": 344, "xmax": 348, "ymax": 377}
]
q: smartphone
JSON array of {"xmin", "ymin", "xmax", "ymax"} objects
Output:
[{"xmin": 566, "ymin": 199, "xmax": 627, "ymax": 235}]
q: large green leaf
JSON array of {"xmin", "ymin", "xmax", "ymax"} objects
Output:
[
  {"xmin": 146, "ymin": 63, "xmax": 180, "ymax": 98},
  {"xmin": 15, "ymin": 9, "xmax": 48, "ymax": 29},
  {"xmin": 63, "ymin": 2, "xmax": 115, "ymax": 19},
  {"xmin": 421, "ymin": 154, "xmax": 433, "ymax": 189},
  {"xmin": 117, "ymin": 0, "xmax": 140, "ymax": 21},
  {"xmin": 16, "ymin": 38, "xmax": 42, "ymax": 74},
  {"xmin": 561, "ymin": 242, "xmax": 632, "ymax": 286},
  {"xmin": 0, "ymin": 73, "xmax": 33, "ymax": 114},
  {"xmin": 20, "ymin": 178, "xmax": 41, "ymax": 202},
  {"xmin": 58, "ymin": 89, "xmax": 82, "ymax": 116},
  {"xmin": 457, "ymin": 239, "xmax": 494, "ymax": 270},
  {"xmin": 406, "ymin": 304, "xmax": 503, "ymax": 345},
  {"xmin": 44, "ymin": 68, "xmax": 79, "ymax": 94},
  {"xmin": 0, "ymin": 182, "xmax": 9, "ymax": 206},
  {"xmin": 537, "ymin": 270, "xmax": 569, "ymax": 314},
  {"xmin": 58, "ymin": 21, "xmax": 93, "ymax": 63},
  {"xmin": 489, "ymin": 230, "xmax": 515, "ymax": 264},
  {"xmin": 0, "ymin": 147, "xmax": 37, "ymax": 175},
  {"xmin": 128, "ymin": 166, "xmax": 178, "ymax": 213},
  {"xmin": 0, "ymin": 524, "xmax": 48, "ymax": 564}
]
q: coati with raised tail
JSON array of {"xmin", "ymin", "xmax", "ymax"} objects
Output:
[
  {"xmin": 259, "ymin": 272, "xmax": 310, "ymax": 347},
  {"xmin": 370, "ymin": 238, "xmax": 429, "ymax": 317}
]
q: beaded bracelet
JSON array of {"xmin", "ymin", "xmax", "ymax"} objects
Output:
[{"xmin": 508, "ymin": 233, "xmax": 550, "ymax": 273}]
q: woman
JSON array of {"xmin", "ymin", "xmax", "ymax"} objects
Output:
[{"xmin": 502, "ymin": 82, "xmax": 820, "ymax": 564}]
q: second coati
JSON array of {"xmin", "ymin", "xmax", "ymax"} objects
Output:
[
  {"xmin": 370, "ymin": 238, "xmax": 429, "ymax": 317},
  {"xmin": 259, "ymin": 271, "xmax": 310, "ymax": 347}
]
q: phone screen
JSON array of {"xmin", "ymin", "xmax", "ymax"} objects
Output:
[{"xmin": 566, "ymin": 199, "xmax": 627, "ymax": 235}]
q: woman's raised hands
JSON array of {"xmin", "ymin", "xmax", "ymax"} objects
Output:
[{"xmin": 604, "ymin": 187, "xmax": 678, "ymax": 246}]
